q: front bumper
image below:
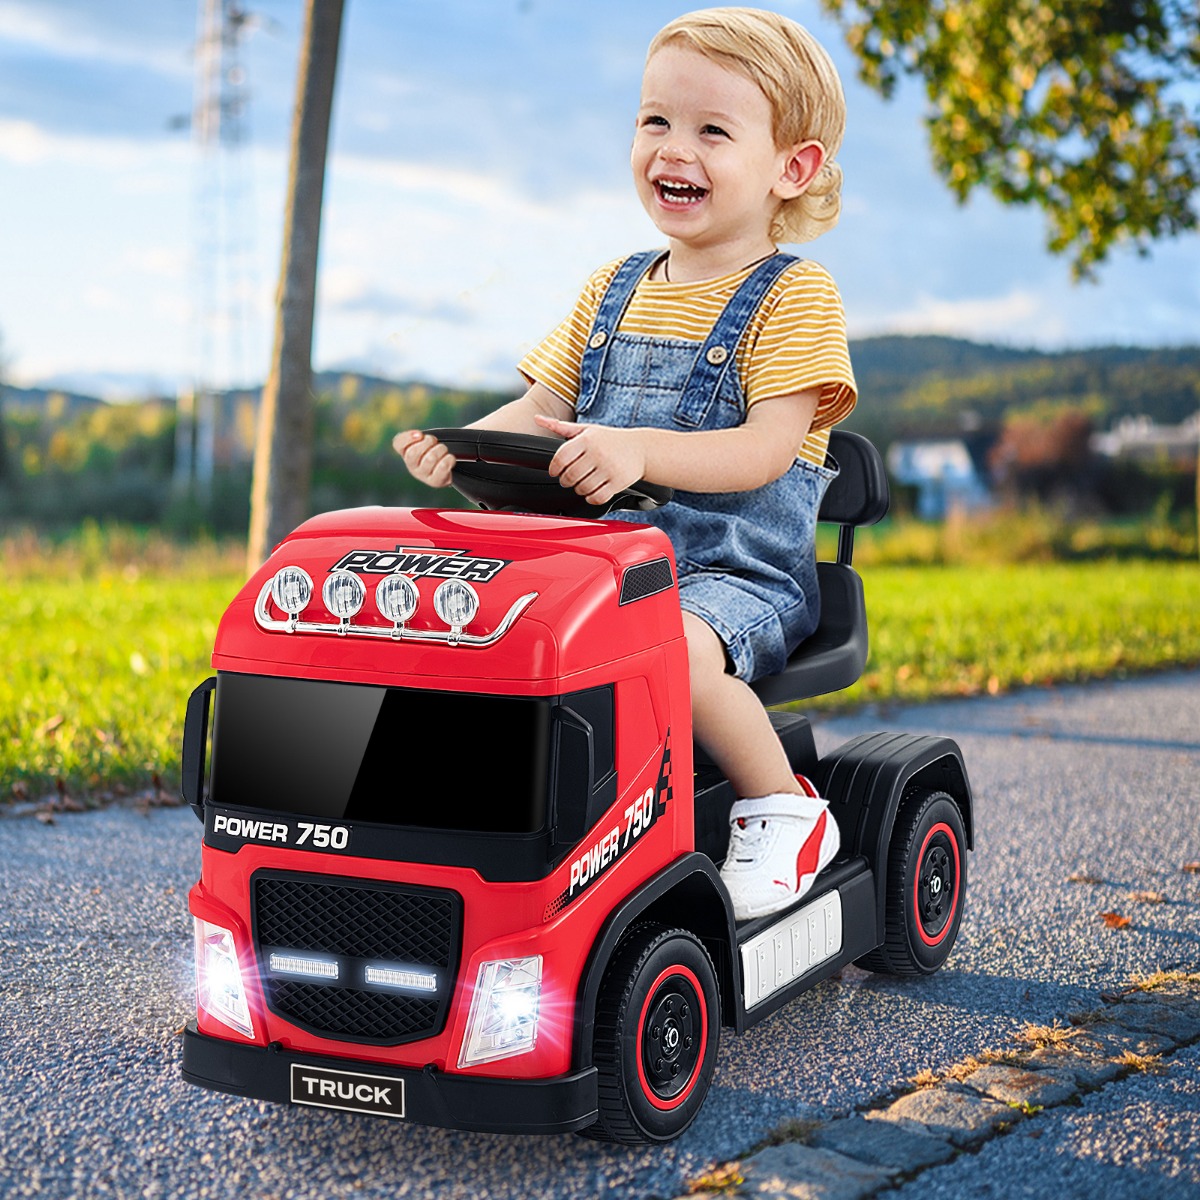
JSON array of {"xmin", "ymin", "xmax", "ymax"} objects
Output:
[{"xmin": 181, "ymin": 1023, "xmax": 599, "ymax": 1135}]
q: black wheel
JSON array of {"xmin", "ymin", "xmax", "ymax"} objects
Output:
[
  {"xmin": 857, "ymin": 789, "xmax": 967, "ymax": 976},
  {"xmin": 582, "ymin": 924, "xmax": 720, "ymax": 1144}
]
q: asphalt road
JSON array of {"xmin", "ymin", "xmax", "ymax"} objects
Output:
[{"xmin": 2, "ymin": 669, "xmax": 1198, "ymax": 1199}]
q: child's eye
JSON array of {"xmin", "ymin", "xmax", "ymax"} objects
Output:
[
  {"xmin": 641, "ymin": 115, "xmax": 669, "ymax": 129},
  {"xmin": 701, "ymin": 124, "xmax": 729, "ymax": 138}
]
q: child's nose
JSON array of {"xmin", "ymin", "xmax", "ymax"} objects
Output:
[{"xmin": 659, "ymin": 140, "xmax": 696, "ymax": 164}]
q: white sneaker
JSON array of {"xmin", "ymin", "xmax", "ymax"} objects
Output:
[{"xmin": 719, "ymin": 776, "xmax": 840, "ymax": 922}]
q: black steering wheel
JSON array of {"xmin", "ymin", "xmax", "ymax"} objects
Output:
[{"xmin": 424, "ymin": 427, "xmax": 674, "ymax": 519}]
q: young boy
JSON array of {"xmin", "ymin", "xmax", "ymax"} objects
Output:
[{"xmin": 397, "ymin": 7, "xmax": 856, "ymax": 922}]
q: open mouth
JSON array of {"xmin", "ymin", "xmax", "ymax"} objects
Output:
[{"xmin": 655, "ymin": 178, "xmax": 709, "ymax": 207}]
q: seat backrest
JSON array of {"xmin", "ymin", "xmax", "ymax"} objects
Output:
[
  {"xmin": 819, "ymin": 429, "xmax": 890, "ymax": 530},
  {"xmin": 818, "ymin": 429, "xmax": 890, "ymax": 564},
  {"xmin": 746, "ymin": 431, "xmax": 889, "ymax": 705}
]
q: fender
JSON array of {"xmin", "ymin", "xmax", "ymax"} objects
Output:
[
  {"xmin": 571, "ymin": 853, "xmax": 738, "ymax": 1068},
  {"xmin": 816, "ymin": 732, "xmax": 973, "ymax": 934}
]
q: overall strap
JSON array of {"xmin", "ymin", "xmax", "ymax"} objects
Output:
[
  {"xmin": 576, "ymin": 250, "xmax": 663, "ymax": 414},
  {"xmin": 675, "ymin": 253, "xmax": 800, "ymax": 428}
]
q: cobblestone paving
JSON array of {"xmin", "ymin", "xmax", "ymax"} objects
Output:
[{"xmin": 676, "ymin": 973, "xmax": 1200, "ymax": 1199}]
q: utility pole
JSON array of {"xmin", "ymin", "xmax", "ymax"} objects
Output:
[{"xmin": 246, "ymin": 0, "xmax": 344, "ymax": 568}]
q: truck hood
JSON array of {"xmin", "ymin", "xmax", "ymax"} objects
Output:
[{"xmin": 212, "ymin": 507, "xmax": 684, "ymax": 691}]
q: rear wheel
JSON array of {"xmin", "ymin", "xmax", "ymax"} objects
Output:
[
  {"xmin": 582, "ymin": 924, "xmax": 720, "ymax": 1144},
  {"xmin": 857, "ymin": 790, "xmax": 967, "ymax": 975}
]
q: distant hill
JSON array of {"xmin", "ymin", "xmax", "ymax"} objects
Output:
[
  {"xmin": 5, "ymin": 335, "xmax": 1198, "ymax": 446},
  {"xmin": 844, "ymin": 335, "xmax": 1200, "ymax": 441},
  {"xmin": 849, "ymin": 334, "xmax": 1043, "ymax": 382},
  {"xmin": 1, "ymin": 384, "xmax": 106, "ymax": 420}
]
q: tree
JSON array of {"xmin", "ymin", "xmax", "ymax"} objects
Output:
[
  {"xmin": 821, "ymin": 0, "xmax": 1200, "ymax": 278},
  {"xmin": 822, "ymin": 0, "xmax": 1200, "ymax": 553},
  {"xmin": 246, "ymin": 0, "xmax": 345, "ymax": 569},
  {"xmin": 987, "ymin": 406, "xmax": 1096, "ymax": 506}
]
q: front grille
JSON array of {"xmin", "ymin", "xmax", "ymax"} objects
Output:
[{"xmin": 252, "ymin": 872, "xmax": 460, "ymax": 1045}]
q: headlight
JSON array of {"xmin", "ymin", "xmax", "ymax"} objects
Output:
[
  {"xmin": 433, "ymin": 580, "xmax": 479, "ymax": 634},
  {"xmin": 195, "ymin": 919, "xmax": 254, "ymax": 1039},
  {"xmin": 322, "ymin": 569, "xmax": 366, "ymax": 621},
  {"xmin": 270, "ymin": 566, "xmax": 313, "ymax": 617},
  {"xmin": 458, "ymin": 955, "xmax": 542, "ymax": 1068},
  {"xmin": 375, "ymin": 573, "xmax": 419, "ymax": 628}
]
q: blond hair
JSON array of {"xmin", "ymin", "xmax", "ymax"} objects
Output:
[{"xmin": 647, "ymin": 7, "xmax": 846, "ymax": 243}]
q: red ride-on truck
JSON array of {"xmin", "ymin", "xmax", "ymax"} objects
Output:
[{"xmin": 180, "ymin": 428, "xmax": 973, "ymax": 1144}]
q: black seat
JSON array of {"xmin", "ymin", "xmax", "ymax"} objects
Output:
[{"xmin": 749, "ymin": 430, "xmax": 889, "ymax": 705}]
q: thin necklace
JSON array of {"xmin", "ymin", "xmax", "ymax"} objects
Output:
[{"xmin": 662, "ymin": 249, "xmax": 776, "ymax": 282}]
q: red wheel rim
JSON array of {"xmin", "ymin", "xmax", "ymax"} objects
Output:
[
  {"xmin": 635, "ymin": 963, "xmax": 708, "ymax": 1111},
  {"xmin": 913, "ymin": 822, "xmax": 960, "ymax": 947}
]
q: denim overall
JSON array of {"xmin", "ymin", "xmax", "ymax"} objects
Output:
[{"xmin": 579, "ymin": 249, "xmax": 838, "ymax": 682}]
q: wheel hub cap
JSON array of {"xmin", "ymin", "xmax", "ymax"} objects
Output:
[
  {"xmin": 918, "ymin": 840, "xmax": 953, "ymax": 938},
  {"xmin": 642, "ymin": 981, "xmax": 699, "ymax": 1100}
]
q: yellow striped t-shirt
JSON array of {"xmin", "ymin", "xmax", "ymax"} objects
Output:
[{"xmin": 518, "ymin": 255, "xmax": 857, "ymax": 466}]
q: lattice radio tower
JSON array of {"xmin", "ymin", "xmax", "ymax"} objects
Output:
[{"xmin": 175, "ymin": 0, "xmax": 258, "ymax": 503}]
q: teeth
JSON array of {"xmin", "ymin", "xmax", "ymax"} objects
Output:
[{"xmin": 657, "ymin": 179, "xmax": 707, "ymax": 205}]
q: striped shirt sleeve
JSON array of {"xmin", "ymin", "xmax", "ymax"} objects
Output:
[
  {"xmin": 744, "ymin": 261, "xmax": 856, "ymax": 431},
  {"xmin": 517, "ymin": 261, "xmax": 618, "ymax": 406}
]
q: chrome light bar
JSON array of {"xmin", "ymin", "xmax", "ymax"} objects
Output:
[{"xmin": 254, "ymin": 575, "xmax": 538, "ymax": 648}]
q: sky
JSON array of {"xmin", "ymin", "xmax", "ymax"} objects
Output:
[{"xmin": 1, "ymin": 0, "xmax": 1198, "ymax": 400}]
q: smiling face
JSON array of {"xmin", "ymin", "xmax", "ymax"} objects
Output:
[{"xmin": 632, "ymin": 43, "xmax": 823, "ymax": 268}]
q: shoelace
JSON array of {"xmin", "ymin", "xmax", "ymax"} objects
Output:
[{"xmin": 727, "ymin": 817, "xmax": 772, "ymax": 863}]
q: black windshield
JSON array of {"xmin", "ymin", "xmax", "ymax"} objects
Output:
[{"xmin": 210, "ymin": 673, "xmax": 551, "ymax": 833}]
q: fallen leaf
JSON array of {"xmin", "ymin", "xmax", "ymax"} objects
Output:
[
  {"xmin": 1099, "ymin": 911, "xmax": 1132, "ymax": 929},
  {"xmin": 1127, "ymin": 891, "xmax": 1166, "ymax": 904},
  {"xmin": 35, "ymin": 714, "xmax": 64, "ymax": 739},
  {"xmin": 1182, "ymin": 862, "xmax": 1200, "ymax": 875},
  {"xmin": 1067, "ymin": 871, "xmax": 1104, "ymax": 885}
]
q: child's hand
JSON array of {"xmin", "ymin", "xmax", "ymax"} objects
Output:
[
  {"xmin": 393, "ymin": 429, "xmax": 455, "ymax": 489},
  {"xmin": 534, "ymin": 414, "xmax": 647, "ymax": 506}
]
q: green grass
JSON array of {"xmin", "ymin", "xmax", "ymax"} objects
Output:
[
  {"xmin": 1, "ymin": 527, "xmax": 1197, "ymax": 802},
  {"xmin": 821, "ymin": 561, "xmax": 1200, "ymax": 708},
  {"xmin": 1, "ymin": 528, "xmax": 244, "ymax": 803}
]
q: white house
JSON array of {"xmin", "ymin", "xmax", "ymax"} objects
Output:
[{"xmin": 886, "ymin": 439, "xmax": 991, "ymax": 520}]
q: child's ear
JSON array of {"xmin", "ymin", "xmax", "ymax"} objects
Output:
[{"xmin": 774, "ymin": 140, "xmax": 826, "ymax": 199}]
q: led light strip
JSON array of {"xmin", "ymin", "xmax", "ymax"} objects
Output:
[
  {"xmin": 254, "ymin": 580, "xmax": 538, "ymax": 647},
  {"xmin": 268, "ymin": 952, "xmax": 340, "ymax": 981}
]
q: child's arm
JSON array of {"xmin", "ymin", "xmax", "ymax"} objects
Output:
[
  {"xmin": 534, "ymin": 389, "xmax": 821, "ymax": 507},
  {"xmin": 394, "ymin": 382, "xmax": 574, "ymax": 489}
]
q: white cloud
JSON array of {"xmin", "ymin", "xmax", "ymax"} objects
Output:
[
  {"xmin": 123, "ymin": 245, "xmax": 188, "ymax": 280},
  {"xmin": 0, "ymin": 117, "xmax": 188, "ymax": 168},
  {"xmin": 0, "ymin": 1, "xmax": 189, "ymax": 76},
  {"xmin": 82, "ymin": 285, "xmax": 121, "ymax": 313},
  {"xmin": 860, "ymin": 289, "xmax": 1053, "ymax": 343}
]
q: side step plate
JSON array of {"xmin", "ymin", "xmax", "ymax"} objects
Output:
[
  {"xmin": 740, "ymin": 890, "xmax": 843, "ymax": 1009},
  {"xmin": 731, "ymin": 859, "xmax": 878, "ymax": 1026}
]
